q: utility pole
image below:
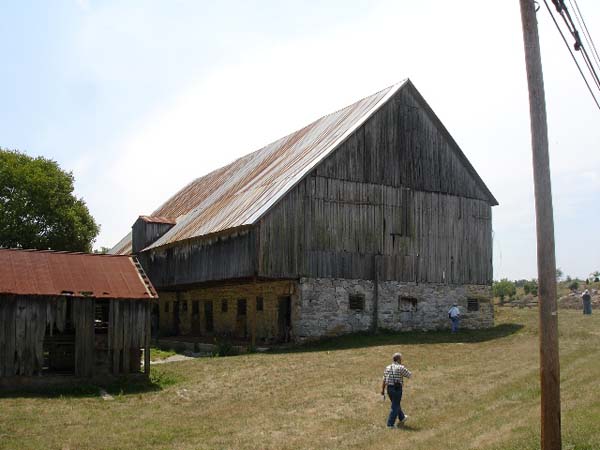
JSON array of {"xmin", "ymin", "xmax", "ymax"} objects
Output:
[{"xmin": 518, "ymin": 1, "xmax": 562, "ymax": 449}]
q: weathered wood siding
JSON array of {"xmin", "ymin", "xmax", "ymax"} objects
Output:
[
  {"xmin": 0, "ymin": 295, "xmax": 150, "ymax": 378},
  {"xmin": 257, "ymin": 84, "xmax": 494, "ymax": 284},
  {"xmin": 313, "ymin": 82, "xmax": 494, "ymax": 203},
  {"xmin": 258, "ymin": 177, "xmax": 492, "ymax": 284},
  {"xmin": 139, "ymin": 229, "xmax": 256, "ymax": 289},
  {"xmin": 132, "ymin": 219, "xmax": 174, "ymax": 254}
]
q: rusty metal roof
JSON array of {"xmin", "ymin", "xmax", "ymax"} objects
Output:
[
  {"xmin": 110, "ymin": 81, "xmax": 406, "ymax": 254},
  {"xmin": 0, "ymin": 248, "xmax": 157, "ymax": 299},
  {"xmin": 138, "ymin": 216, "xmax": 176, "ymax": 225}
]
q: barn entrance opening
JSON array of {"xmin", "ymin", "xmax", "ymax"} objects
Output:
[
  {"xmin": 43, "ymin": 298, "xmax": 75, "ymax": 375},
  {"xmin": 236, "ymin": 299, "xmax": 247, "ymax": 338},
  {"xmin": 204, "ymin": 300, "xmax": 214, "ymax": 333},
  {"xmin": 278, "ymin": 296, "xmax": 292, "ymax": 342},
  {"xmin": 173, "ymin": 299, "xmax": 181, "ymax": 335}
]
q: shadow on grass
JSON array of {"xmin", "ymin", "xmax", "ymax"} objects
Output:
[
  {"xmin": 0, "ymin": 367, "xmax": 181, "ymax": 399},
  {"xmin": 399, "ymin": 424, "xmax": 421, "ymax": 432},
  {"xmin": 270, "ymin": 323, "xmax": 525, "ymax": 354}
]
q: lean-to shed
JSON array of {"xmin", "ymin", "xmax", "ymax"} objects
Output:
[{"xmin": 0, "ymin": 249, "xmax": 156, "ymax": 387}]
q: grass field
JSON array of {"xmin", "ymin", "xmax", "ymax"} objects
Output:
[{"xmin": 1, "ymin": 307, "xmax": 599, "ymax": 450}]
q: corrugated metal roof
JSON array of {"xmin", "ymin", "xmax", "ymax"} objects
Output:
[
  {"xmin": 138, "ymin": 215, "xmax": 176, "ymax": 224},
  {"xmin": 0, "ymin": 248, "xmax": 157, "ymax": 299},
  {"xmin": 110, "ymin": 81, "xmax": 406, "ymax": 254}
]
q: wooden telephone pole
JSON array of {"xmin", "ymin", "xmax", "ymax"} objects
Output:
[{"xmin": 518, "ymin": 1, "xmax": 562, "ymax": 449}]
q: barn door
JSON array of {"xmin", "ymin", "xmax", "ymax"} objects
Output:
[
  {"xmin": 204, "ymin": 300, "xmax": 214, "ymax": 333},
  {"xmin": 235, "ymin": 299, "xmax": 247, "ymax": 338},
  {"xmin": 278, "ymin": 296, "xmax": 292, "ymax": 342}
]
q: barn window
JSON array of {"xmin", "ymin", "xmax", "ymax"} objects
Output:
[
  {"xmin": 221, "ymin": 299, "xmax": 228, "ymax": 313},
  {"xmin": 256, "ymin": 296, "xmax": 264, "ymax": 312},
  {"xmin": 237, "ymin": 299, "xmax": 247, "ymax": 316},
  {"xmin": 467, "ymin": 299, "xmax": 480, "ymax": 312},
  {"xmin": 398, "ymin": 296, "xmax": 418, "ymax": 312},
  {"xmin": 192, "ymin": 301, "xmax": 199, "ymax": 315},
  {"xmin": 164, "ymin": 301, "xmax": 169, "ymax": 313},
  {"xmin": 349, "ymin": 294, "xmax": 365, "ymax": 311}
]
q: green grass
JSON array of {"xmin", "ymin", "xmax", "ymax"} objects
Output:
[
  {"xmin": 1, "ymin": 308, "xmax": 599, "ymax": 450},
  {"xmin": 150, "ymin": 346, "xmax": 178, "ymax": 362}
]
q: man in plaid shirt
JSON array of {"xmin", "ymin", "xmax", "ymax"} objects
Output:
[{"xmin": 381, "ymin": 352, "xmax": 412, "ymax": 428}]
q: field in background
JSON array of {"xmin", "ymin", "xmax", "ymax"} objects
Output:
[{"xmin": 1, "ymin": 308, "xmax": 599, "ymax": 450}]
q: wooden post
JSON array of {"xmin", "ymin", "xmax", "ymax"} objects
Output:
[
  {"xmin": 519, "ymin": 1, "xmax": 562, "ymax": 449},
  {"xmin": 144, "ymin": 302, "xmax": 151, "ymax": 376}
]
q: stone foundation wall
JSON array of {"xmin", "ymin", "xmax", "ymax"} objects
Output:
[
  {"xmin": 157, "ymin": 280, "xmax": 298, "ymax": 342},
  {"xmin": 296, "ymin": 277, "xmax": 493, "ymax": 340}
]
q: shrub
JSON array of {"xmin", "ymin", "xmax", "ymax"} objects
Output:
[
  {"xmin": 493, "ymin": 279, "xmax": 516, "ymax": 302},
  {"xmin": 569, "ymin": 281, "xmax": 579, "ymax": 291},
  {"xmin": 523, "ymin": 280, "xmax": 538, "ymax": 296}
]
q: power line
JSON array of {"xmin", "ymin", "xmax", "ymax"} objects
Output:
[
  {"xmin": 543, "ymin": 0, "xmax": 600, "ymax": 111},
  {"xmin": 570, "ymin": 0, "xmax": 600, "ymax": 71},
  {"xmin": 551, "ymin": 0, "xmax": 600, "ymax": 90}
]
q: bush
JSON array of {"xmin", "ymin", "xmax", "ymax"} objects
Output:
[
  {"xmin": 493, "ymin": 279, "xmax": 516, "ymax": 302},
  {"xmin": 523, "ymin": 280, "xmax": 538, "ymax": 296},
  {"xmin": 569, "ymin": 281, "xmax": 579, "ymax": 291}
]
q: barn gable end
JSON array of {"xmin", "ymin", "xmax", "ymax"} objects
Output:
[{"xmin": 257, "ymin": 81, "xmax": 494, "ymax": 285}]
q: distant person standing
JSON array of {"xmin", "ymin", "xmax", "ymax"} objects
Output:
[
  {"xmin": 582, "ymin": 289, "xmax": 592, "ymax": 315},
  {"xmin": 381, "ymin": 352, "xmax": 412, "ymax": 428},
  {"xmin": 448, "ymin": 303, "xmax": 461, "ymax": 333}
]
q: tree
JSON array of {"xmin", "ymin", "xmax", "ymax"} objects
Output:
[
  {"xmin": 556, "ymin": 267, "xmax": 563, "ymax": 281},
  {"xmin": 524, "ymin": 279, "xmax": 538, "ymax": 296},
  {"xmin": 0, "ymin": 149, "xmax": 99, "ymax": 252},
  {"xmin": 493, "ymin": 279, "xmax": 516, "ymax": 302},
  {"xmin": 590, "ymin": 271, "xmax": 600, "ymax": 283},
  {"xmin": 568, "ymin": 280, "xmax": 579, "ymax": 291}
]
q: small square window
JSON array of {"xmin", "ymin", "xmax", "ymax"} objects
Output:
[
  {"xmin": 256, "ymin": 296, "xmax": 264, "ymax": 312},
  {"xmin": 182, "ymin": 301, "xmax": 188, "ymax": 312},
  {"xmin": 467, "ymin": 299, "xmax": 480, "ymax": 312},
  {"xmin": 164, "ymin": 301, "xmax": 169, "ymax": 313},
  {"xmin": 398, "ymin": 296, "xmax": 418, "ymax": 312},
  {"xmin": 221, "ymin": 299, "xmax": 228, "ymax": 313},
  {"xmin": 192, "ymin": 301, "xmax": 199, "ymax": 315},
  {"xmin": 237, "ymin": 299, "xmax": 247, "ymax": 316},
  {"xmin": 349, "ymin": 294, "xmax": 365, "ymax": 311}
]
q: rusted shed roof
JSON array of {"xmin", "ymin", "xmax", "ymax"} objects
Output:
[
  {"xmin": 138, "ymin": 216, "xmax": 176, "ymax": 225},
  {"xmin": 0, "ymin": 248, "xmax": 157, "ymax": 299},
  {"xmin": 110, "ymin": 81, "xmax": 406, "ymax": 254}
]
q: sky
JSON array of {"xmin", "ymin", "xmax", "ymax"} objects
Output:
[{"xmin": 1, "ymin": 0, "xmax": 599, "ymax": 281}]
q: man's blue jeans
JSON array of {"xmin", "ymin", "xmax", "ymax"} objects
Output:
[
  {"xmin": 451, "ymin": 317, "xmax": 460, "ymax": 333},
  {"xmin": 386, "ymin": 384, "xmax": 405, "ymax": 427}
]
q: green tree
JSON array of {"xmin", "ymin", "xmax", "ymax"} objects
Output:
[
  {"xmin": 0, "ymin": 149, "xmax": 99, "ymax": 252},
  {"xmin": 523, "ymin": 279, "xmax": 538, "ymax": 296},
  {"xmin": 591, "ymin": 271, "xmax": 600, "ymax": 283},
  {"xmin": 556, "ymin": 267, "xmax": 564, "ymax": 281},
  {"xmin": 493, "ymin": 279, "xmax": 516, "ymax": 302},
  {"xmin": 568, "ymin": 280, "xmax": 579, "ymax": 291}
]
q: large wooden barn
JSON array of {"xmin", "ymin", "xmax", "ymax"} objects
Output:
[
  {"xmin": 111, "ymin": 79, "xmax": 498, "ymax": 343},
  {"xmin": 0, "ymin": 249, "xmax": 156, "ymax": 387}
]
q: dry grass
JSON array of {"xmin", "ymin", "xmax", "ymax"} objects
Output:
[{"xmin": 1, "ymin": 308, "xmax": 599, "ymax": 450}]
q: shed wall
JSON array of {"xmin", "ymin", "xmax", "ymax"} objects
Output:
[{"xmin": 0, "ymin": 295, "xmax": 150, "ymax": 379}]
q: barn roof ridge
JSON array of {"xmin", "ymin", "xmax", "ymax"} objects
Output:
[{"xmin": 0, "ymin": 247, "xmax": 130, "ymax": 257}]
